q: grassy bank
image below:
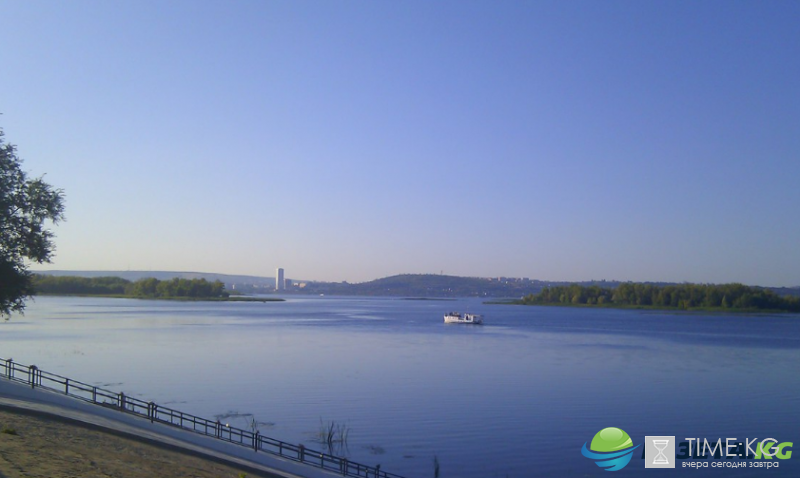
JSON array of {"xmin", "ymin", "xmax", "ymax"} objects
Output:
[{"xmin": 0, "ymin": 408, "xmax": 275, "ymax": 478}]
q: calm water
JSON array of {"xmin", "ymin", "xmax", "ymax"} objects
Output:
[{"xmin": 1, "ymin": 296, "xmax": 799, "ymax": 477}]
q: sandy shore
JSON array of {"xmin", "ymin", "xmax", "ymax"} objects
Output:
[{"xmin": 0, "ymin": 407, "xmax": 271, "ymax": 478}]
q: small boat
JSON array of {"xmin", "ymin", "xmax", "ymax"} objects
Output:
[{"xmin": 444, "ymin": 312, "xmax": 483, "ymax": 324}]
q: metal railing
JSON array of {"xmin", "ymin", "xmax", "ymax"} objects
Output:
[{"xmin": 0, "ymin": 357, "xmax": 406, "ymax": 478}]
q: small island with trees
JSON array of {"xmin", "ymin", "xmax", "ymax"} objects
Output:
[
  {"xmin": 517, "ymin": 283, "xmax": 800, "ymax": 313},
  {"xmin": 31, "ymin": 275, "xmax": 282, "ymax": 302}
]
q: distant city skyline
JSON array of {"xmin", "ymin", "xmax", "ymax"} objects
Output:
[{"xmin": 4, "ymin": 1, "xmax": 800, "ymax": 287}]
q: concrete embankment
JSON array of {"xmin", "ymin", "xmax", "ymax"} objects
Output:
[{"xmin": 0, "ymin": 378, "xmax": 332, "ymax": 478}]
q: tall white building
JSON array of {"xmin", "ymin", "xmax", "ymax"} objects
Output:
[{"xmin": 276, "ymin": 268, "xmax": 285, "ymax": 291}]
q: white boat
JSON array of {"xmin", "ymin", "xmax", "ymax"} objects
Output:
[{"xmin": 444, "ymin": 312, "xmax": 483, "ymax": 324}]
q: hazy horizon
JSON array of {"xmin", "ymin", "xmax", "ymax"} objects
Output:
[{"xmin": 4, "ymin": 1, "xmax": 800, "ymax": 286}]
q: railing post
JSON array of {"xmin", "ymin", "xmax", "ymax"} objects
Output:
[
  {"xmin": 119, "ymin": 392, "xmax": 126, "ymax": 410},
  {"xmin": 253, "ymin": 431, "xmax": 259, "ymax": 452},
  {"xmin": 341, "ymin": 458, "xmax": 348, "ymax": 476},
  {"xmin": 8, "ymin": 358, "xmax": 13, "ymax": 378},
  {"xmin": 148, "ymin": 402, "xmax": 156, "ymax": 423},
  {"xmin": 216, "ymin": 420, "xmax": 221, "ymax": 438},
  {"xmin": 299, "ymin": 444, "xmax": 305, "ymax": 462},
  {"xmin": 28, "ymin": 365, "xmax": 38, "ymax": 388},
  {"xmin": 65, "ymin": 378, "xmax": 70, "ymax": 394},
  {"xmin": 92, "ymin": 386, "xmax": 97, "ymax": 403}
]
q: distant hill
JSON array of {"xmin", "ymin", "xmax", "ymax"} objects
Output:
[{"xmin": 296, "ymin": 274, "xmax": 606, "ymax": 298}]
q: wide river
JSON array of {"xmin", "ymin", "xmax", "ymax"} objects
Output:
[{"xmin": 1, "ymin": 296, "xmax": 799, "ymax": 477}]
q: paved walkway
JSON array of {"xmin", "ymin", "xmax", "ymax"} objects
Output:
[{"xmin": 0, "ymin": 378, "xmax": 335, "ymax": 478}]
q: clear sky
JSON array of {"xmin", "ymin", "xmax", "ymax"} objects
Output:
[{"xmin": 2, "ymin": 1, "xmax": 799, "ymax": 286}]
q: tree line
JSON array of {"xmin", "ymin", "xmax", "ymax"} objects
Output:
[
  {"xmin": 33, "ymin": 275, "xmax": 229, "ymax": 299},
  {"xmin": 519, "ymin": 282, "xmax": 800, "ymax": 312}
]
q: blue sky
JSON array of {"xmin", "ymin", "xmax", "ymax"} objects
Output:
[{"xmin": 2, "ymin": 1, "xmax": 799, "ymax": 285}]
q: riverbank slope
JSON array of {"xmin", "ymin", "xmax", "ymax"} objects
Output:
[{"xmin": 0, "ymin": 379, "xmax": 332, "ymax": 478}]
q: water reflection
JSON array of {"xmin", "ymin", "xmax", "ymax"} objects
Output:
[{"xmin": 1, "ymin": 296, "xmax": 799, "ymax": 477}]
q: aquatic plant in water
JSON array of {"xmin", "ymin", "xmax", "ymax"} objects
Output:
[{"xmin": 316, "ymin": 419, "xmax": 350, "ymax": 454}]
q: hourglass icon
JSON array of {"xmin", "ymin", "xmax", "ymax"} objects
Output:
[
  {"xmin": 652, "ymin": 439, "xmax": 670, "ymax": 465},
  {"xmin": 646, "ymin": 436, "xmax": 675, "ymax": 468}
]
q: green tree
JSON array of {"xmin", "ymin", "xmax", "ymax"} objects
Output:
[
  {"xmin": 1, "ymin": 128, "xmax": 65, "ymax": 316},
  {"xmin": 519, "ymin": 282, "xmax": 800, "ymax": 313}
]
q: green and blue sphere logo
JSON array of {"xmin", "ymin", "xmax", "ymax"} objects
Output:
[{"xmin": 581, "ymin": 427, "xmax": 640, "ymax": 471}]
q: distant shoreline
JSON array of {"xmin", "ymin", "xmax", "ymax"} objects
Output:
[
  {"xmin": 506, "ymin": 300, "xmax": 799, "ymax": 314},
  {"xmin": 517, "ymin": 283, "xmax": 800, "ymax": 314},
  {"xmin": 33, "ymin": 293, "xmax": 285, "ymax": 303},
  {"xmin": 400, "ymin": 297, "xmax": 457, "ymax": 301}
]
